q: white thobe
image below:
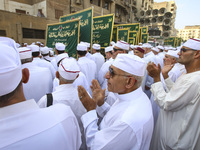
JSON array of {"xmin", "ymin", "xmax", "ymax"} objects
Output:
[
  {"xmin": 86, "ymin": 52, "xmax": 96, "ymax": 62},
  {"xmin": 81, "ymin": 87, "xmax": 154, "ymax": 150},
  {"xmin": 157, "ymin": 52, "xmax": 165, "ymax": 68},
  {"xmin": 92, "ymin": 52, "xmax": 105, "ymax": 74},
  {"xmin": 42, "ymin": 55, "xmax": 54, "ymax": 62},
  {"xmin": 22, "ymin": 62, "xmax": 53, "ymax": 102},
  {"xmin": 50, "ymin": 57, "xmax": 58, "ymax": 70},
  {"xmin": 0, "ymin": 100, "xmax": 81, "ymax": 150},
  {"xmin": 78, "ymin": 56, "xmax": 97, "ymax": 95},
  {"xmin": 32, "ymin": 57, "xmax": 56, "ymax": 79},
  {"xmin": 150, "ymin": 71, "xmax": 200, "ymax": 150},
  {"xmin": 128, "ymin": 50, "xmax": 134, "ymax": 55},
  {"xmin": 38, "ymin": 84, "xmax": 86, "ymax": 149},
  {"xmin": 143, "ymin": 51, "xmax": 158, "ymax": 98}
]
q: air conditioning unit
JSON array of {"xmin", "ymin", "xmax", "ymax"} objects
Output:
[{"xmin": 76, "ymin": 0, "xmax": 81, "ymax": 5}]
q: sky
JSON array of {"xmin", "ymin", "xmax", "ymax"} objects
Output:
[{"xmin": 154, "ymin": 0, "xmax": 200, "ymax": 29}]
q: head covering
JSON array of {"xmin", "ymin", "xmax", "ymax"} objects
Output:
[
  {"xmin": 114, "ymin": 40, "xmax": 129, "ymax": 51},
  {"xmin": 77, "ymin": 43, "xmax": 87, "ymax": 51},
  {"xmin": 105, "ymin": 46, "xmax": 113, "ymax": 53},
  {"xmin": 16, "ymin": 43, "xmax": 21, "ymax": 48},
  {"xmin": 142, "ymin": 43, "xmax": 152, "ymax": 48},
  {"xmin": 182, "ymin": 38, "xmax": 200, "ymax": 50},
  {"xmin": 135, "ymin": 47, "xmax": 145, "ymax": 53},
  {"xmin": 151, "ymin": 47, "xmax": 159, "ymax": 52},
  {"xmin": 80, "ymin": 41, "xmax": 90, "ymax": 48},
  {"xmin": 55, "ymin": 43, "xmax": 66, "ymax": 51},
  {"xmin": 18, "ymin": 47, "xmax": 32, "ymax": 59},
  {"xmin": 49, "ymin": 50, "xmax": 54, "ymax": 56},
  {"xmin": 29, "ymin": 45, "xmax": 39, "ymax": 52},
  {"xmin": 157, "ymin": 45, "xmax": 164, "ymax": 50},
  {"xmin": 112, "ymin": 54, "xmax": 146, "ymax": 76},
  {"xmin": 130, "ymin": 44, "xmax": 134, "ymax": 49},
  {"xmin": 139, "ymin": 43, "xmax": 142, "ymax": 45},
  {"xmin": 40, "ymin": 46, "xmax": 49, "ymax": 54},
  {"xmin": 56, "ymin": 53, "xmax": 69, "ymax": 64},
  {"xmin": 110, "ymin": 41, "xmax": 115, "ymax": 46},
  {"xmin": 92, "ymin": 44, "xmax": 101, "ymax": 50},
  {"xmin": 0, "ymin": 37, "xmax": 22, "ymax": 96},
  {"xmin": 58, "ymin": 57, "xmax": 80, "ymax": 80},
  {"xmin": 166, "ymin": 50, "xmax": 179, "ymax": 58}
]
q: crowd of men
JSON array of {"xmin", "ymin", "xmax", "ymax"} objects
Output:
[{"xmin": 0, "ymin": 37, "xmax": 200, "ymax": 150}]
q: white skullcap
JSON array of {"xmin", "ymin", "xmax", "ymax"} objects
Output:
[
  {"xmin": 0, "ymin": 37, "xmax": 22, "ymax": 96},
  {"xmin": 92, "ymin": 44, "xmax": 101, "ymax": 50},
  {"xmin": 112, "ymin": 54, "xmax": 146, "ymax": 76},
  {"xmin": 183, "ymin": 38, "xmax": 200, "ymax": 50},
  {"xmin": 16, "ymin": 43, "xmax": 21, "ymax": 48},
  {"xmin": 142, "ymin": 43, "xmax": 152, "ymax": 48},
  {"xmin": 114, "ymin": 40, "xmax": 129, "ymax": 51},
  {"xmin": 80, "ymin": 41, "xmax": 90, "ymax": 48},
  {"xmin": 130, "ymin": 44, "xmax": 134, "ymax": 49},
  {"xmin": 59, "ymin": 57, "xmax": 80, "ymax": 80},
  {"xmin": 157, "ymin": 45, "xmax": 164, "ymax": 50},
  {"xmin": 151, "ymin": 47, "xmax": 159, "ymax": 52},
  {"xmin": 139, "ymin": 43, "xmax": 142, "ymax": 45},
  {"xmin": 55, "ymin": 43, "xmax": 66, "ymax": 51},
  {"xmin": 36, "ymin": 41, "xmax": 41, "ymax": 44},
  {"xmin": 40, "ymin": 46, "xmax": 49, "ymax": 54},
  {"xmin": 24, "ymin": 43, "xmax": 27, "ymax": 46},
  {"xmin": 105, "ymin": 46, "xmax": 113, "ymax": 53},
  {"xmin": 31, "ymin": 42, "xmax": 35, "ymax": 45},
  {"xmin": 77, "ymin": 43, "xmax": 87, "ymax": 51},
  {"xmin": 110, "ymin": 41, "xmax": 115, "ymax": 46},
  {"xmin": 18, "ymin": 47, "xmax": 32, "ymax": 59},
  {"xmin": 56, "ymin": 53, "xmax": 69, "ymax": 64},
  {"xmin": 29, "ymin": 45, "xmax": 39, "ymax": 52},
  {"xmin": 49, "ymin": 50, "xmax": 54, "ymax": 56},
  {"xmin": 166, "ymin": 50, "xmax": 179, "ymax": 58}
]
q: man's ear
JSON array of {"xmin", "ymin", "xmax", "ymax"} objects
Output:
[
  {"xmin": 125, "ymin": 77, "xmax": 136, "ymax": 89},
  {"xmin": 194, "ymin": 50, "xmax": 200, "ymax": 59},
  {"xmin": 22, "ymin": 68, "xmax": 29, "ymax": 84},
  {"xmin": 56, "ymin": 71, "xmax": 59, "ymax": 79}
]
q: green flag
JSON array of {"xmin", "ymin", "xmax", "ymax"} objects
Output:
[
  {"xmin": 45, "ymin": 19, "xmax": 80, "ymax": 58},
  {"xmin": 141, "ymin": 33, "xmax": 149, "ymax": 43},
  {"xmin": 60, "ymin": 8, "xmax": 93, "ymax": 46},
  {"xmin": 93, "ymin": 14, "xmax": 114, "ymax": 48},
  {"xmin": 117, "ymin": 29, "xmax": 129, "ymax": 42},
  {"xmin": 129, "ymin": 31, "xmax": 138, "ymax": 45}
]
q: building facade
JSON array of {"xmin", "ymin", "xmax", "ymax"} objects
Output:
[
  {"xmin": 178, "ymin": 25, "xmax": 200, "ymax": 41},
  {"xmin": 0, "ymin": 0, "xmax": 156, "ymax": 44}
]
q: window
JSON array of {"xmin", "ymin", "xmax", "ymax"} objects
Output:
[
  {"xmin": 0, "ymin": 30, "xmax": 6, "ymax": 36},
  {"xmin": 16, "ymin": 9, "xmax": 26, "ymax": 14},
  {"xmin": 105, "ymin": 2, "xmax": 109, "ymax": 10},
  {"xmin": 55, "ymin": 9, "xmax": 63, "ymax": 19},
  {"xmin": 22, "ymin": 28, "xmax": 45, "ymax": 39}
]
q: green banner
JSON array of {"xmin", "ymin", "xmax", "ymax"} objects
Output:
[
  {"xmin": 164, "ymin": 37, "xmax": 176, "ymax": 47},
  {"xmin": 93, "ymin": 14, "xmax": 114, "ymax": 48},
  {"xmin": 117, "ymin": 29, "xmax": 129, "ymax": 42},
  {"xmin": 129, "ymin": 38, "xmax": 135, "ymax": 45},
  {"xmin": 112, "ymin": 27, "xmax": 117, "ymax": 42},
  {"xmin": 60, "ymin": 8, "xmax": 93, "ymax": 47},
  {"xmin": 45, "ymin": 19, "xmax": 80, "ymax": 58},
  {"xmin": 141, "ymin": 33, "xmax": 149, "ymax": 43},
  {"xmin": 139, "ymin": 26, "xmax": 148, "ymax": 43},
  {"xmin": 129, "ymin": 31, "xmax": 137, "ymax": 45}
]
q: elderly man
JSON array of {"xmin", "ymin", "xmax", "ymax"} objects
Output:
[
  {"xmin": 78, "ymin": 54, "xmax": 154, "ymax": 150},
  {"xmin": 147, "ymin": 38, "xmax": 200, "ymax": 149},
  {"xmin": 134, "ymin": 47, "xmax": 145, "ymax": 58},
  {"xmin": 0, "ymin": 37, "xmax": 81, "ymax": 150}
]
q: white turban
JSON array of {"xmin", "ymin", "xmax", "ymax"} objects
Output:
[
  {"xmin": 0, "ymin": 37, "xmax": 22, "ymax": 96},
  {"xmin": 55, "ymin": 43, "xmax": 66, "ymax": 51},
  {"xmin": 77, "ymin": 43, "xmax": 87, "ymax": 51},
  {"xmin": 112, "ymin": 54, "xmax": 146, "ymax": 76},
  {"xmin": 105, "ymin": 46, "xmax": 113, "ymax": 53},
  {"xmin": 58, "ymin": 57, "xmax": 80, "ymax": 80},
  {"xmin": 92, "ymin": 44, "xmax": 101, "ymax": 50},
  {"xmin": 183, "ymin": 38, "xmax": 200, "ymax": 50},
  {"xmin": 114, "ymin": 40, "xmax": 129, "ymax": 51},
  {"xmin": 166, "ymin": 50, "xmax": 179, "ymax": 58},
  {"xmin": 18, "ymin": 47, "xmax": 32, "ymax": 59}
]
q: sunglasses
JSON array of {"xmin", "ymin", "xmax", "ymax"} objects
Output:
[
  {"xmin": 180, "ymin": 48, "xmax": 194, "ymax": 53},
  {"xmin": 113, "ymin": 48, "xmax": 124, "ymax": 52},
  {"xmin": 108, "ymin": 66, "xmax": 133, "ymax": 79}
]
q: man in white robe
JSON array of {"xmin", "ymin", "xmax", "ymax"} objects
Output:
[
  {"xmin": 78, "ymin": 54, "xmax": 153, "ymax": 150},
  {"xmin": 0, "ymin": 37, "xmax": 81, "ymax": 150},
  {"xmin": 147, "ymin": 38, "xmax": 200, "ymax": 149}
]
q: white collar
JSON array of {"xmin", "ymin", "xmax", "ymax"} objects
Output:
[{"xmin": 0, "ymin": 99, "xmax": 38, "ymax": 119}]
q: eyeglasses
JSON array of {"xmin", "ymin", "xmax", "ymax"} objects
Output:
[
  {"xmin": 113, "ymin": 48, "xmax": 124, "ymax": 52},
  {"xmin": 108, "ymin": 66, "xmax": 132, "ymax": 78},
  {"xmin": 180, "ymin": 48, "xmax": 194, "ymax": 53}
]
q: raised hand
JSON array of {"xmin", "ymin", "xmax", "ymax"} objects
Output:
[
  {"xmin": 147, "ymin": 62, "xmax": 161, "ymax": 82},
  {"xmin": 90, "ymin": 79, "xmax": 105, "ymax": 106},
  {"xmin": 78, "ymin": 86, "xmax": 97, "ymax": 112},
  {"xmin": 162, "ymin": 63, "xmax": 174, "ymax": 79}
]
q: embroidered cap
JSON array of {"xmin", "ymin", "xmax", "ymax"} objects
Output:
[
  {"xmin": 114, "ymin": 40, "xmax": 129, "ymax": 51},
  {"xmin": 166, "ymin": 50, "xmax": 179, "ymax": 58},
  {"xmin": 58, "ymin": 57, "xmax": 80, "ymax": 80},
  {"xmin": 182, "ymin": 38, "xmax": 200, "ymax": 50},
  {"xmin": 77, "ymin": 43, "xmax": 87, "ymax": 51},
  {"xmin": 105, "ymin": 46, "xmax": 113, "ymax": 53},
  {"xmin": 40, "ymin": 46, "xmax": 49, "ymax": 54},
  {"xmin": 92, "ymin": 44, "xmax": 101, "ymax": 50},
  {"xmin": 55, "ymin": 43, "xmax": 66, "ymax": 51},
  {"xmin": 18, "ymin": 47, "xmax": 32, "ymax": 59}
]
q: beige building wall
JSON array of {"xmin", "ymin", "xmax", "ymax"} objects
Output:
[{"xmin": 178, "ymin": 26, "xmax": 200, "ymax": 41}]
